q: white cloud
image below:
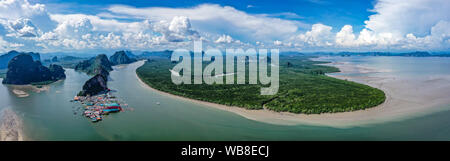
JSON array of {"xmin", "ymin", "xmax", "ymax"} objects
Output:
[
  {"xmin": 273, "ymin": 40, "xmax": 282, "ymax": 46},
  {"xmin": 0, "ymin": 0, "xmax": 55, "ymax": 32},
  {"xmin": 107, "ymin": 4, "xmax": 301, "ymax": 42},
  {"xmin": 335, "ymin": 25, "xmax": 356, "ymax": 47},
  {"xmin": 333, "ymin": 25, "xmax": 400, "ymax": 49},
  {"xmin": 49, "ymin": 14, "xmax": 152, "ymax": 33},
  {"xmin": 36, "ymin": 13, "xmax": 156, "ymax": 50},
  {"xmin": 0, "ymin": 0, "xmax": 45, "ymax": 20},
  {"xmin": 429, "ymin": 20, "xmax": 450, "ymax": 43},
  {"xmin": 0, "ymin": 36, "xmax": 23, "ymax": 52},
  {"xmin": 292, "ymin": 24, "xmax": 334, "ymax": 47},
  {"xmin": 401, "ymin": 20, "xmax": 450, "ymax": 50},
  {"xmin": 4, "ymin": 18, "xmax": 40, "ymax": 37},
  {"xmin": 53, "ymin": 17, "xmax": 93, "ymax": 39},
  {"xmin": 47, "ymin": 14, "xmax": 199, "ymax": 47},
  {"xmin": 215, "ymin": 34, "xmax": 234, "ymax": 43},
  {"xmin": 153, "ymin": 16, "xmax": 199, "ymax": 42},
  {"xmin": 365, "ymin": 0, "xmax": 450, "ymax": 37},
  {"xmin": 284, "ymin": 0, "xmax": 449, "ymax": 51}
]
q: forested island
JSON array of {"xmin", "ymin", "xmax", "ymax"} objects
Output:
[
  {"xmin": 2, "ymin": 54, "xmax": 66, "ymax": 85},
  {"xmin": 74, "ymin": 54, "xmax": 113, "ymax": 75},
  {"xmin": 109, "ymin": 50, "xmax": 137, "ymax": 65},
  {"xmin": 136, "ymin": 53, "xmax": 386, "ymax": 114}
]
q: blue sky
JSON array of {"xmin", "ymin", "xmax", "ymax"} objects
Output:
[
  {"xmin": 0, "ymin": 0, "xmax": 449, "ymax": 53},
  {"xmin": 39, "ymin": 0, "xmax": 374, "ymax": 32}
]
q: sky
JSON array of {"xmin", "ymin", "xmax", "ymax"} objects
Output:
[{"xmin": 0, "ymin": 0, "xmax": 449, "ymax": 53}]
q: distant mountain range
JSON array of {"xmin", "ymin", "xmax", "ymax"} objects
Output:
[
  {"xmin": 139, "ymin": 50, "xmax": 173, "ymax": 59},
  {"xmin": 328, "ymin": 51, "xmax": 450, "ymax": 57}
]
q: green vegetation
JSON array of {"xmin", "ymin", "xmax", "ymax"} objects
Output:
[
  {"xmin": 30, "ymin": 80, "xmax": 56, "ymax": 86},
  {"xmin": 109, "ymin": 51, "xmax": 137, "ymax": 65},
  {"xmin": 44, "ymin": 56, "xmax": 88, "ymax": 68},
  {"xmin": 74, "ymin": 54, "xmax": 113, "ymax": 75},
  {"xmin": 136, "ymin": 54, "xmax": 385, "ymax": 114},
  {"xmin": 2, "ymin": 54, "xmax": 66, "ymax": 85}
]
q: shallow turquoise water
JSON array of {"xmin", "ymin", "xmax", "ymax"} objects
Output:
[{"xmin": 1, "ymin": 56, "xmax": 450, "ymax": 141}]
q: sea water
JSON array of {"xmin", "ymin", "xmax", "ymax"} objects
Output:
[{"xmin": 1, "ymin": 56, "xmax": 450, "ymax": 140}]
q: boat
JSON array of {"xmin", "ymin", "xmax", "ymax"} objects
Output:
[
  {"xmin": 91, "ymin": 117, "xmax": 100, "ymax": 122},
  {"xmin": 103, "ymin": 108, "xmax": 121, "ymax": 113}
]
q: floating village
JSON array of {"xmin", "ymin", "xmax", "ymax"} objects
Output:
[{"xmin": 71, "ymin": 91, "xmax": 130, "ymax": 122}]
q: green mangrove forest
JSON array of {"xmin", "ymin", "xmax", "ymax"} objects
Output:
[{"xmin": 136, "ymin": 53, "xmax": 386, "ymax": 114}]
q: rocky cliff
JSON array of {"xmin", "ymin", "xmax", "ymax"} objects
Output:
[
  {"xmin": 109, "ymin": 51, "xmax": 137, "ymax": 65},
  {"xmin": 74, "ymin": 54, "xmax": 112, "ymax": 75},
  {"xmin": 2, "ymin": 54, "xmax": 65, "ymax": 85},
  {"xmin": 49, "ymin": 64, "xmax": 66, "ymax": 80},
  {"xmin": 77, "ymin": 71, "xmax": 109, "ymax": 96}
]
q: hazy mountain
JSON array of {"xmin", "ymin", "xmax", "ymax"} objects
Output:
[{"xmin": 138, "ymin": 50, "xmax": 173, "ymax": 59}]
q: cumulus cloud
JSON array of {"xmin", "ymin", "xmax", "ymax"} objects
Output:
[
  {"xmin": 5, "ymin": 18, "xmax": 40, "ymax": 37},
  {"xmin": 0, "ymin": 0, "xmax": 55, "ymax": 32},
  {"xmin": 0, "ymin": 0, "xmax": 45, "ymax": 20},
  {"xmin": 291, "ymin": 24, "xmax": 334, "ymax": 48},
  {"xmin": 333, "ymin": 25, "xmax": 400, "ymax": 49},
  {"xmin": 401, "ymin": 20, "xmax": 450, "ymax": 50},
  {"xmin": 53, "ymin": 17, "xmax": 93, "ymax": 39},
  {"xmin": 365, "ymin": 0, "xmax": 450, "ymax": 37},
  {"xmin": 285, "ymin": 0, "xmax": 449, "ymax": 51},
  {"xmin": 335, "ymin": 25, "xmax": 356, "ymax": 47},
  {"xmin": 107, "ymin": 4, "xmax": 301, "ymax": 42},
  {"xmin": 153, "ymin": 16, "xmax": 199, "ymax": 42},
  {"xmin": 215, "ymin": 35, "xmax": 234, "ymax": 43},
  {"xmin": 39, "ymin": 17, "xmax": 149, "ymax": 50},
  {"xmin": 43, "ymin": 13, "xmax": 200, "ymax": 49}
]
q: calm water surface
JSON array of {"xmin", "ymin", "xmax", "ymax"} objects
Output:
[{"xmin": 1, "ymin": 56, "xmax": 450, "ymax": 141}]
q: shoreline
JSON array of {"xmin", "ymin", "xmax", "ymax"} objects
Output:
[{"xmin": 134, "ymin": 59, "xmax": 450, "ymax": 128}]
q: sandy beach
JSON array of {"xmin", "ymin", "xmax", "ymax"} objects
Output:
[
  {"xmin": 0, "ymin": 108, "xmax": 24, "ymax": 141},
  {"xmin": 7, "ymin": 84, "xmax": 50, "ymax": 98},
  {"xmin": 135, "ymin": 59, "xmax": 450, "ymax": 128},
  {"xmin": 12, "ymin": 89, "xmax": 29, "ymax": 97}
]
